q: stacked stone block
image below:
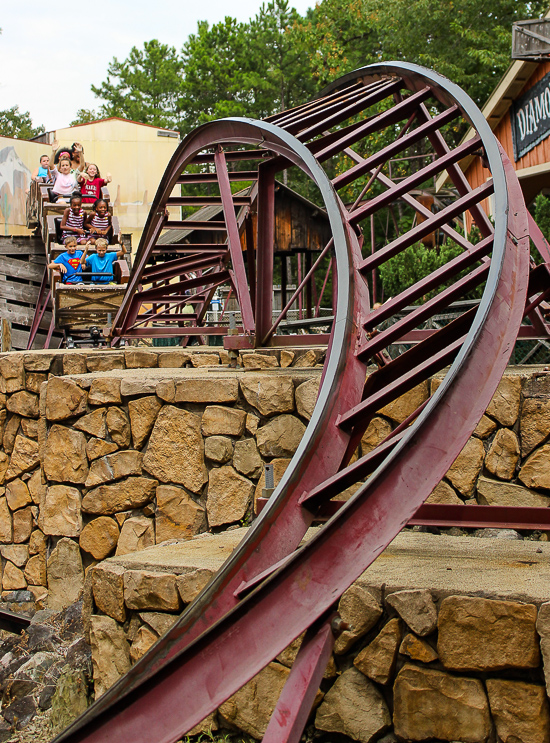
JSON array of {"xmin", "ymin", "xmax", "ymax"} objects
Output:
[
  {"xmin": 87, "ymin": 532, "xmax": 550, "ymax": 742},
  {"xmin": 0, "ymin": 347, "xmax": 324, "ymax": 613}
]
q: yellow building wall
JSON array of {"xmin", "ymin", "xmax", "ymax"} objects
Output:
[{"xmin": 0, "ymin": 118, "xmax": 180, "ymax": 245}]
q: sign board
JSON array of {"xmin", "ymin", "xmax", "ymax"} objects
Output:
[{"xmin": 511, "ymin": 70, "xmax": 550, "ymax": 161}]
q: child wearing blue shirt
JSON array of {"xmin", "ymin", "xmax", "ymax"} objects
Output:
[
  {"xmin": 47, "ymin": 237, "xmax": 91, "ymax": 284},
  {"xmin": 83, "ymin": 238, "xmax": 127, "ymax": 284}
]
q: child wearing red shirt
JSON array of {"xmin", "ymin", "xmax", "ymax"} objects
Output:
[{"xmin": 81, "ymin": 163, "xmax": 112, "ymax": 204}]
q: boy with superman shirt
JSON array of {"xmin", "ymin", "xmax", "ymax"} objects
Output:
[{"xmin": 48, "ymin": 237, "xmax": 90, "ymax": 284}]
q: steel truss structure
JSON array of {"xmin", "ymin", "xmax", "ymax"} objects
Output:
[{"xmin": 55, "ymin": 63, "xmax": 550, "ymax": 743}]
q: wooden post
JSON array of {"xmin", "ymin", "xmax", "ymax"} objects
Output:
[{"xmin": 0, "ymin": 319, "xmax": 12, "ymax": 352}]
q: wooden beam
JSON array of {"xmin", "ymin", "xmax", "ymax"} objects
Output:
[
  {"xmin": 0, "ymin": 257, "xmax": 45, "ymax": 283},
  {"xmin": 0, "ymin": 305, "xmax": 52, "ymax": 329},
  {"xmin": 11, "ymin": 328, "xmax": 49, "ymax": 351},
  {"xmin": 0, "ymin": 237, "xmax": 44, "ymax": 255},
  {"xmin": 0, "ymin": 282, "xmax": 41, "ymax": 304}
]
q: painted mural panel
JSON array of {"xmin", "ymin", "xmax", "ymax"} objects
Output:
[{"xmin": 0, "ymin": 137, "xmax": 42, "ymax": 236}]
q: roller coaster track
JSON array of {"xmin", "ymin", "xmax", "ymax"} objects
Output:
[{"xmin": 54, "ymin": 62, "xmax": 548, "ymax": 742}]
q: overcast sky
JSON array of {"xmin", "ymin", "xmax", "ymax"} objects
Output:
[{"xmin": 1, "ymin": 0, "xmax": 314, "ymax": 133}]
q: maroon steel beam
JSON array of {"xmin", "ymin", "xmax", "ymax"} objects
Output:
[
  {"xmin": 117, "ymin": 326, "xmax": 238, "ymax": 338},
  {"xmin": 409, "ymin": 503, "xmax": 550, "ymax": 529},
  {"xmin": 350, "ymin": 135, "xmax": 482, "ymax": 223},
  {"xmin": 281, "ymin": 83, "xmax": 391, "ymax": 136},
  {"xmin": 269, "ymin": 82, "xmax": 363, "ymax": 129},
  {"xmin": 255, "ymin": 162, "xmax": 276, "ymax": 346},
  {"xmin": 214, "ymin": 146, "xmax": 255, "ymax": 335},
  {"xmin": 294, "ymin": 80, "xmax": 403, "ymax": 141},
  {"xmin": 529, "ymin": 212, "xmax": 550, "ymax": 263},
  {"xmin": 151, "ymin": 244, "xmax": 229, "ymax": 254},
  {"xmin": 163, "ymin": 221, "xmax": 227, "ymax": 231},
  {"xmin": 27, "ymin": 266, "xmax": 51, "ymax": 350},
  {"xmin": 416, "ymin": 102, "xmax": 494, "ymax": 238},
  {"xmin": 166, "ymin": 196, "xmax": 251, "ymax": 206},
  {"xmin": 313, "ymin": 87, "xmax": 431, "ymax": 163},
  {"xmin": 357, "ymin": 263, "xmax": 489, "ymax": 360},
  {"xmin": 141, "ymin": 254, "xmax": 226, "ymax": 282},
  {"xmin": 262, "ymin": 613, "xmax": 336, "ymax": 743},
  {"xmin": 359, "ymin": 180, "xmax": 494, "ymax": 273},
  {"xmin": 257, "ymin": 498, "xmax": 550, "ymax": 530},
  {"xmin": 192, "ymin": 150, "xmax": 265, "ymax": 163},
  {"xmin": 177, "ymin": 171, "xmax": 258, "ymax": 184},
  {"xmin": 363, "ymin": 236, "xmax": 493, "ymax": 331},
  {"xmin": 332, "ymin": 105, "xmax": 460, "ymax": 191},
  {"xmin": 263, "ymin": 239, "xmax": 333, "ymax": 345},
  {"xmin": 136, "ymin": 272, "xmax": 231, "ymax": 302}
]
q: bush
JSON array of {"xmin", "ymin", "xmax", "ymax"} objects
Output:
[{"xmin": 378, "ymin": 241, "xmax": 465, "ymax": 301}]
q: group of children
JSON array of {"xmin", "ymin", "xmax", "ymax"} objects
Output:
[
  {"xmin": 32, "ymin": 142, "xmax": 126, "ymax": 285},
  {"xmin": 59, "ymin": 194, "xmax": 114, "ymax": 245},
  {"xmin": 48, "ymin": 237, "xmax": 127, "ymax": 285},
  {"xmin": 31, "ymin": 141, "xmax": 113, "ymax": 205}
]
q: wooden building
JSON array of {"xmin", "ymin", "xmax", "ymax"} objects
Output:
[
  {"xmin": 444, "ymin": 16, "xmax": 550, "ymax": 211},
  {"xmin": 461, "ymin": 57, "xmax": 550, "ymax": 207}
]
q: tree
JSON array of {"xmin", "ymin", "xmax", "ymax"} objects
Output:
[
  {"xmin": 297, "ymin": 0, "xmax": 548, "ymax": 107},
  {"xmin": 179, "ymin": 3, "xmax": 316, "ymax": 133},
  {"xmin": 246, "ymin": 0, "xmax": 316, "ymax": 116},
  {"xmin": 180, "ymin": 17, "xmax": 251, "ymax": 132},
  {"xmin": 372, "ymin": 0, "xmax": 549, "ymax": 107},
  {"xmin": 91, "ymin": 40, "xmax": 184, "ymax": 129},
  {"xmin": 0, "ymin": 106, "xmax": 44, "ymax": 139},
  {"xmin": 295, "ymin": 0, "xmax": 379, "ymax": 88},
  {"xmin": 70, "ymin": 109, "xmax": 100, "ymax": 126}
]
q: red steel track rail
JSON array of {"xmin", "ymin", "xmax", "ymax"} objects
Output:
[{"xmin": 55, "ymin": 63, "xmax": 538, "ymax": 743}]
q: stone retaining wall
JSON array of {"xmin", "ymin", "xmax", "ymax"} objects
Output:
[
  {"xmin": 0, "ymin": 347, "xmax": 324, "ymax": 613},
  {"xmin": 87, "ymin": 530, "xmax": 550, "ymax": 742},
  {"xmin": 0, "ymin": 349, "xmax": 548, "ymax": 739},
  {"xmin": 0, "ymin": 349, "xmax": 546, "ymax": 615}
]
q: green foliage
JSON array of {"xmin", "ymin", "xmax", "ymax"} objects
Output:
[
  {"xmin": 87, "ymin": 0, "xmax": 548, "ymax": 210},
  {"xmin": 246, "ymin": 0, "xmax": 316, "ymax": 115},
  {"xmin": 0, "ymin": 105, "xmax": 44, "ymax": 139},
  {"xmin": 180, "ymin": 17, "xmax": 251, "ymax": 130},
  {"xmin": 91, "ymin": 39, "xmax": 184, "ymax": 129},
  {"xmin": 89, "ymin": 0, "xmax": 547, "ymax": 146},
  {"xmin": 179, "ymin": 1, "xmax": 315, "ymax": 133},
  {"xmin": 297, "ymin": 0, "xmax": 548, "ymax": 107},
  {"xmin": 70, "ymin": 109, "xmax": 100, "ymax": 126},
  {"xmin": 533, "ymin": 193, "xmax": 550, "ymax": 243},
  {"xmin": 378, "ymin": 240, "xmax": 464, "ymax": 300}
]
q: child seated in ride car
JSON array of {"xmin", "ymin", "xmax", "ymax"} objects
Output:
[
  {"xmin": 47, "ymin": 237, "xmax": 91, "ymax": 284},
  {"xmin": 81, "ymin": 164, "xmax": 112, "ymax": 204},
  {"xmin": 82, "ymin": 238, "xmax": 127, "ymax": 284},
  {"xmin": 31, "ymin": 154, "xmax": 54, "ymax": 183},
  {"xmin": 50, "ymin": 158, "xmax": 83, "ymax": 203},
  {"xmin": 85, "ymin": 198, "xmax": 115, "ymax": 243},
  {"xmin": 60, "ymin": 195, "xmax": 88, "ymax": 244}
]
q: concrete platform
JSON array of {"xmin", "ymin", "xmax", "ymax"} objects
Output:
[
  {"xmin": 65, "ymin": 366, "xmax": 323, "ymax": 397},
  {"xmin": 104, "ymin": 528, "xmax": 550, "ymax": 605}
]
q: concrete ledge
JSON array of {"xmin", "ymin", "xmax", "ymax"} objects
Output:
[{"xmin": 101, "ymin": 528, "xmax": 550, "ymax": 605}]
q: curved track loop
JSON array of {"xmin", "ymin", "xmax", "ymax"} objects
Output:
[{"xmin": 57, "ymin": 63, "xmax": 530, "ymax": 743}]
